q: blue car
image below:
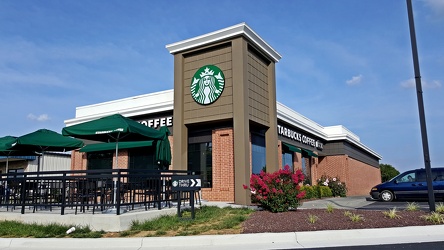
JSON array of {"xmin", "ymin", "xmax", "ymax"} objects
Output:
[{"xmin": 370, "ymin": 168, "xmax": 444, "ymax": 202}]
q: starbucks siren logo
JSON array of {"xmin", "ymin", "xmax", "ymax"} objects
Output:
[{"xmin": 190, "ymin": 65, "xmax": 225, "ymax": 105}]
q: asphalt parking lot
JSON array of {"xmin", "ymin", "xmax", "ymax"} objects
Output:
[
  {"xmin": 300, "ymin": 196, "xmax": 439, "ymax": 212},
  {"xmin": 360, "ymin": 199, "xmax": 438, "ymax": 211}
]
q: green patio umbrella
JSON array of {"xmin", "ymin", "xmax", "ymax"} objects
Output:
[
  {"xmin": 7, "ymin": 129, "xmax": 84, "ymax": 173},
  {"xmin": 62, "ymin": 114, "xmax": 171, "ymax": 169},
  {"xmin": 0, "ymin": 136, "xmax": 40, "ymax": 192},
  {"xmin": 0, "ymin": 136, "xmax": 39, "ymax": 173},
  {"xmin": 156, "ymin": 126, "xmax": 171, "ymax": 170}
]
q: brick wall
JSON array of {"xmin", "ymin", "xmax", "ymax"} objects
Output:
[
  {"xmin": 316, "ymin": 155, "xmax": 381, "ymax": 196},
  {"xmin": 294, "ymin": 152, "xmax": 302, "ymax": 173},
  {"xmin": 315, "ymin": 155, "xmax": 347, "ymax": 184},
  {"xmin": 115, "ymin": 150, "xmax": 128, "ymax": 169},
  {"xmin": 346, "ymin": 157, "xmax": 381, "ymax": 196},
  {"xmin": 201, "ymin": 128, "xmax": 235, "ymax": 202},
  {"xmin": 71, "ymin": 150, "xmax": 85, "ymax": 170}
]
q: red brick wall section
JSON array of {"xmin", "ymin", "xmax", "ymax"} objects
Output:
[
  {"xmin": 315, "ymin": 155, "xmax": 347, "ymax": 184},
  {"xmin": 201, "ymin": 128, "xmax": 235, "ymax": 202},
  {"xmin": 115, "ymin": 150, "xmax": 128, "ymax": 169},
  {"xmin": 346, "ymin": 158, "xmax": 381, "ymax": 196},
  {"xmin": 70, "ymin": 150, "xmax": 85, "ymax": 171},
  {"xmin": 294, "ymin": 152, "xmax": 302, "ymax": 173},
  {"xmin": 316, "ymin": 155, "xmax": 381, "ymax": 196}
]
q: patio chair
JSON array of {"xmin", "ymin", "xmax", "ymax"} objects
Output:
[{"xmin": 74, "ymin": 180, "xmax": 99, "ymax": 214}]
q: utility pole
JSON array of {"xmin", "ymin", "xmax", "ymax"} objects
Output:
[{"xmin": 406, "ymin": 0, "xmax": 435, "ymax": 212}]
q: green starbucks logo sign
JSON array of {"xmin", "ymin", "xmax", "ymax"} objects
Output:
[{"xmin": 190, "ymin": 65, "xmax": 225, "ymax": 105}]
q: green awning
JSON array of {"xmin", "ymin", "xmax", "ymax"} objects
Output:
[
  {"xmin": 282, "ymin": 142, "xmax": 302, "ymax": 153},
  {"xmin": 80, "ymin": 141, "xmax": 154, "ymax": 153},
  {"xmin": 302, "ymin": 148, "xmax": 318, "ymax": 158}
]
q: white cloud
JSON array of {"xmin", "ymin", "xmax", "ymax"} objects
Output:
[
  {"xmin": 346, "ymin": 74, "xmax": 363, "ymax": 86},
  {"xmin": 0, "ymin": 71, "xmax": 66, "ymax": 87},
  {"xmin": 423, "ymin": 0, "xmax": 444, "ymax": 17},
  {"xmin": 27, "ymin": 113, "xmax": 50, "ymax": 122},
  {"xmin": 400, "ymin": 78, "xmax": 415, "ymax": 88},
  {"xmin": 400, "ymin": 78, "xmax": 442, "ymax": 89}
]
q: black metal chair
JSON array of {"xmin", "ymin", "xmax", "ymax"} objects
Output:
[
  {"xmin": 131, "ymin": 178, "xmax": 160, "ymax": 210},
  {"xmin": 74, "ymin": 180, "xmax": 99, "ymax": 214}
]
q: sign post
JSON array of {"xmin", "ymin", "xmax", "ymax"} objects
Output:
[{"xmin": 171, "ymin": 175, "xmax": 201, "ymax": 219}]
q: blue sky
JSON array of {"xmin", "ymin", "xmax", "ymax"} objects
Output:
[{"xmin": 0, "ymin": 0, "xmax": 442, "ymax": 172}]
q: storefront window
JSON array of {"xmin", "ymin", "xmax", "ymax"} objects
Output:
[
  {"xmin": 188, "ymin": 142, "xmax": 212, "ymax": 188},
  {"xmin": 252, "ymin": 133, "xmax": 266, "ymax": 174},
  {"xmin": 87, "ymin": 152, "xmax": 113, "ymax": 170},
  {"xmin": 301, "ymin": 156, "xmax": 311, "ymax": 185},
  {"xmin": 129, "ymin": 147, "xmax": 157, "ymax": 170},
  {"xmin": 282, "ymin": 151, "xmax": 294, "ymax": 172}
]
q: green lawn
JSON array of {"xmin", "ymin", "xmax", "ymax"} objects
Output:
[{"xmin": 0, "ymin": 206, "xmax": 255, "ymax": 238}]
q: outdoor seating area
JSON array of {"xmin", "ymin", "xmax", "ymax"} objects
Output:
[
  {"xmin": 0, "ymin": 113, "xmax": 182, "ymax": 216},
  {"xmin": 0, "ymin": 169, "xmax": 194, "ymax": 215}
]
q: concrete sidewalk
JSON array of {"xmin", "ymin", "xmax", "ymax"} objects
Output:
[
  {"xmin": 0, "ymin": 225, "xmax": 443, "ymax": 249},
  {"xmin": 1, "ymin": 197, "xmax": 444, "ymax": 249},
  {"xmin": 299, "ymin": 195, "xmax": 375, "ymax": 210}
]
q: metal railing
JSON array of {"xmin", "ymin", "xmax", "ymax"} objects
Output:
[{"xmin": 0, "ymin": 169, "xmax": 193, "ymax": 215}]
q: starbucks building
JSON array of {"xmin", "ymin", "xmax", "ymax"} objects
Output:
[{"xmin": 65, "ymin": 23, "xmax": 382, "ymax": 205}]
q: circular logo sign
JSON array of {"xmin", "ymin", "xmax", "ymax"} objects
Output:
[
  {"xmin": 190, "ymin": 65, "xmax": 225, "ymax": 105},
  {"xmin": 172, "ymin": 180, "xmax": 178, "ymax": 188}
]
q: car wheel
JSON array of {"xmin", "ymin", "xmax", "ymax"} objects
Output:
[{"xmin": 380, "ymin": 190, "xmax": 394, "ymax": 202}]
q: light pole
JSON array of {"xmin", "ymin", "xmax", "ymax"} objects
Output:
[{"xmin": 406, "ymin": 0, "xmax": 435, "ymax": 212}]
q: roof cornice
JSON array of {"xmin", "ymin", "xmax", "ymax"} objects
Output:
[
  {"xmin": 277, "ymin": 102, "xmax": 382, "ymax": 159},
  {"xmin": 166, "ymin": 22, "xmax": 282, "ymax": 62},
  {"xmin": 64, "ymin": 90, "xmax": 174, "ymax": 126}
]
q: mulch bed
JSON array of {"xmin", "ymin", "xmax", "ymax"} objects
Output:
[{"xmin": 242, "ymin": 209, "xmax": 436, "ymax": 233}]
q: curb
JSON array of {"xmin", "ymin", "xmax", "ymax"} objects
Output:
[{"xmin": 1, "ymin": 225, "xmax": 443, "ymax": 249}]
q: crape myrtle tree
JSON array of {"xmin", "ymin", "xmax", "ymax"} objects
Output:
[
  {"xmin": 380, "ymin": 163, "xmax": 400, "ymax": 182},
  {"xmin": 243, "ymin": 165, "xmax": 306, "ymax": 213}
]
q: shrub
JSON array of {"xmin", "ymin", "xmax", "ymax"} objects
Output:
[
  {"xmin": 436, "ymin": 202, "xmax": 444, "ymax": 213},
  {"xmin": 300, "ymin": 185, "xmax": 318, "ymax": 199},
  {"xmin": 317, "ymin": 175, "xmax": 347, "ymax": 197},
  {"xmin": 348, "ymin": 213, "xmax": 364, "ymax": 222},
  {"xmin": 343, "ymin": 211, "xmax": 364, "ymax": 222},
  {"xmin": 405, "ymin": 202, "xmax": 420, "ymax": 211},
  {"xmin": 326, "ymin": 204, "xmax": 334, "ymax": 213},
  {"xmin": 243, "ymin": 165, "xmax": 306, "ymax": 213},
  {"xmin": 301, "ymin": 184, "xmax": 333, "ymax": 199},
  {"xmin": 421, "ymin": 212, "xmax": 444, "ymax": 224},
  {"xmin": 307, "ymin": 214, "xmax": 319, "ymax": 224},
  {"xmin": 383, "ymin": 208, "xmax": 402, "ymax": 219},
  {"xmin": 319, "ymin": 186, "xmax": 333, "ymax": 198}
]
